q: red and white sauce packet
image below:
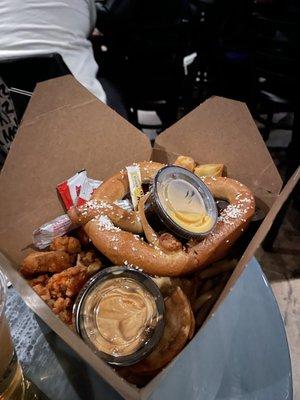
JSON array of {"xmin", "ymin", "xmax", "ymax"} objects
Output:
[
  {"xmin": 33, "ymin": 171, "xmax": 102, "ymax": 249},
  {"xmin": 33, "ymin": 170, "xmax": 134, "ymax": 249},
  {"xmin": 56, "ymin": 170, "xmax": 102, "ymax": 210}
]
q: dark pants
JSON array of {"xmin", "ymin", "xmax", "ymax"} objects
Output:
[{"xmin": 98, "ymin": 77, "xmax": 129, "ymax": 120}]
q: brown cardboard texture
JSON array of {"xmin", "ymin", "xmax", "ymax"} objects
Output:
[
  {"xmin": 154, "ymin": 96, "xmax": 282, "ymax": 208},
  {"xmin": 210, "ymin": 166, "xmax": 300, "ymax": 319},
  {"xmin": 0, "ymin": 76, "xmax": 151, "ymax": 265},
  {"xmin": 0, "ymin": 76, "xmax": 294, "ymax": 400}
]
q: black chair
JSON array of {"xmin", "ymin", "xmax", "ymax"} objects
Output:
[
  {"xmin": 249, "ymin": 3, "xmax": 300, "ymax": 249},
  {"xmin": 250, "ymin": 4, "xmax": 300, "ymax": 172},
  {"xmin": 124, "ymin": 22, "xmax": 190, "ymax": 132},
  {"xmin": 181, "ymin": 0, "xmax": 220, "ymax": 111},
  {"xmin": 250, "ymin": 9, "xmax": 300, "ymax": 137},
  {"xmin": 95, "ymin": 0, "xmax": 194, "ymax": 132},
  {"xmin": 186, "ymin": 0, "xmax": 253, "ymax": 107},
  {"xmin": 0, "ymin": 53, "xmax": 70, "ymax": 122}
]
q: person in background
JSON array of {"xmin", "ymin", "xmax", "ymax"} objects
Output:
[{"xmin": 0, "ymin": 0, "xmax": 106, "ymax": 103}]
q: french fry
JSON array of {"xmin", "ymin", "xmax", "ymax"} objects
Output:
[
  {"xmin": 196, "ymin": 274, "xmax": 221, "ymax": 295},
  {"xmin": 193, "ymin": 291, "xmax": 214, "ymax": 312},
  {"xmin": 195, "ymin": 272, "xmax": 231, "ymax": 328},
  {"xmin": 197, "ymin": 278, "xmax": 214, "ymax": 294},
  {"xmin": 198, "ymin": 259, "xmax": 236, "ymax": 280},
  {"xmin": 196, "ymin": 298, "xmax": 215, "ymax": 328}
]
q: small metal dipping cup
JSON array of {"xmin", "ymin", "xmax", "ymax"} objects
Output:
[
  {"xmin": 145, "ymin": 165, "xmax": 218, "ymax": 240},
  {"xmin": 73, "ymin": 266, "xmax": 165, "ymax": 366}
]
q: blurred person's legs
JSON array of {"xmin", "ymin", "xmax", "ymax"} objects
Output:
[{"xmin": 98, "ymin": 77, "xmax": 128, "ymax": 120}]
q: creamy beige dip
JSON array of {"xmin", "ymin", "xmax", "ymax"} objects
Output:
[{"xmin": 82, "ymin": 277, "xmax": 158, "ymax": 357}]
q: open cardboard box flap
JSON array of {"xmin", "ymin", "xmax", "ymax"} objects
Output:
[
  {"xmin": 0, "ymin": 76, "xmax": 151, "ymax": 265},
  {"xmin": 153, "ymin": 96, "xmax": 282, "ymax": 207},
  {"xmin": 0, "ymin": 76, "xmax": 298, "ymax": 400}
]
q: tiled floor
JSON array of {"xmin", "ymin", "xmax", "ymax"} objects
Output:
[{"xmin": 257, "ymin": 203, "xmax": 300, "ymax": 399}]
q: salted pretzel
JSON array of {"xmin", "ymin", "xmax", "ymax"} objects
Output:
[
  {"xmin": 68, "ymin": 161, "xmax": 162, "ymax": 233},
  {"xmin": 68, "ymin": 161, "xmax": 255, "ymax": 276}
]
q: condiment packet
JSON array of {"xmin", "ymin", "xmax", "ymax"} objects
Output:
[
  {"xmin": 57, "ymin": 171, "xmax": 102, "ymax": 210},
  {"xmin": 57, "ymin": 170, "xmax": 87, "ymax": 210},
  {"xmin": 33, "ymin": 173, "xmax": 133, "ymax": 249},
  {"xmin": 77, "ymin": 177, "xmax": 102, "ymax": 207},
  {"xmin": 126, "ymin": 165, "xmax": 144, "ymax": 210},
  {"xmin": 34, "ymin": 171, "xmax": 102, "ymax": 249}
]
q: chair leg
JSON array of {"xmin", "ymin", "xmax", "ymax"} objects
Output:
[
  {"xmin": 156, "ymin": 102, "xmax": 178, "ymax": 132},
  {"xmin": 128, "ymin": 107, "xmax": 139, "ymax": 129},
  {"xmin": 286, "ymin": 110, "xmax": 299, "ymax": 177},
  {"xmin": 262, "ymin": 197, "xmax": 291, "ymax": 251},
  {"xmin": 263, "ymin": 108, "xmax": 299, "ymax": 251},
  {"xmin": 262, "ymin": 109, "xmax": 273, "ymax": 141}
]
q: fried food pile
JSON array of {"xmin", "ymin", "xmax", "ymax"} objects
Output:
[
  {"xmin": 19, "ymin": 155, "xmax": 254, "ymax": 386},
  {"xmin": 21, "ymin": 230, "xmax": 236, "ymax": 383},
  {"xmin": 22, "ymin": 235, "xmax": 102, "ymax": 324}
]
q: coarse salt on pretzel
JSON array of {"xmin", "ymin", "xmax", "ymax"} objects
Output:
[
  {"xmin": 68, "ymin": 161, "xmax": 164, "ymax": 234},
  {"xmin": 71, "ymin": 161, "xmax": 255, "ymax": 277}
]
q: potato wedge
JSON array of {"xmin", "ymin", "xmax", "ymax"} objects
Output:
[
  {"xmin": 194, "ymin": 164, "xmax": 224, "ymax": 177},
  {"xmin": 129, "ymin": 287, "xmax": 194, "ymax": 373}
]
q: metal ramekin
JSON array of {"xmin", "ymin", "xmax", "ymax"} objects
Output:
[{"xmin": 73, "ymin": 266, "xmax": 165, "ymax": 366}]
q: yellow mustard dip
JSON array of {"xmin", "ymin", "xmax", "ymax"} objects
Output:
[{"xmin": 158, "ymin": 178, "xmax": 214, "ymax": 233}]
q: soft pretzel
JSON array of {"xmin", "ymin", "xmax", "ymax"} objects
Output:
[
  {"xmin": 68, "ymin": 161, "xmax": 164, "ymax": 234},
  {"xmin": 75, "ymin": 162, "xmax": 255, "ymax": 277}
]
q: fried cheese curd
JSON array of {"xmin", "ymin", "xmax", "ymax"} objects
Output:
[{"xmin": 24, "ymin": 236, "xmax": 102, "ymax": 324}]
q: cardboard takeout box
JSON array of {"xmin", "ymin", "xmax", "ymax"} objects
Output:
[{"xmin": 0, "ymin": 76, "xmax": 298, "ymax": 399}]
